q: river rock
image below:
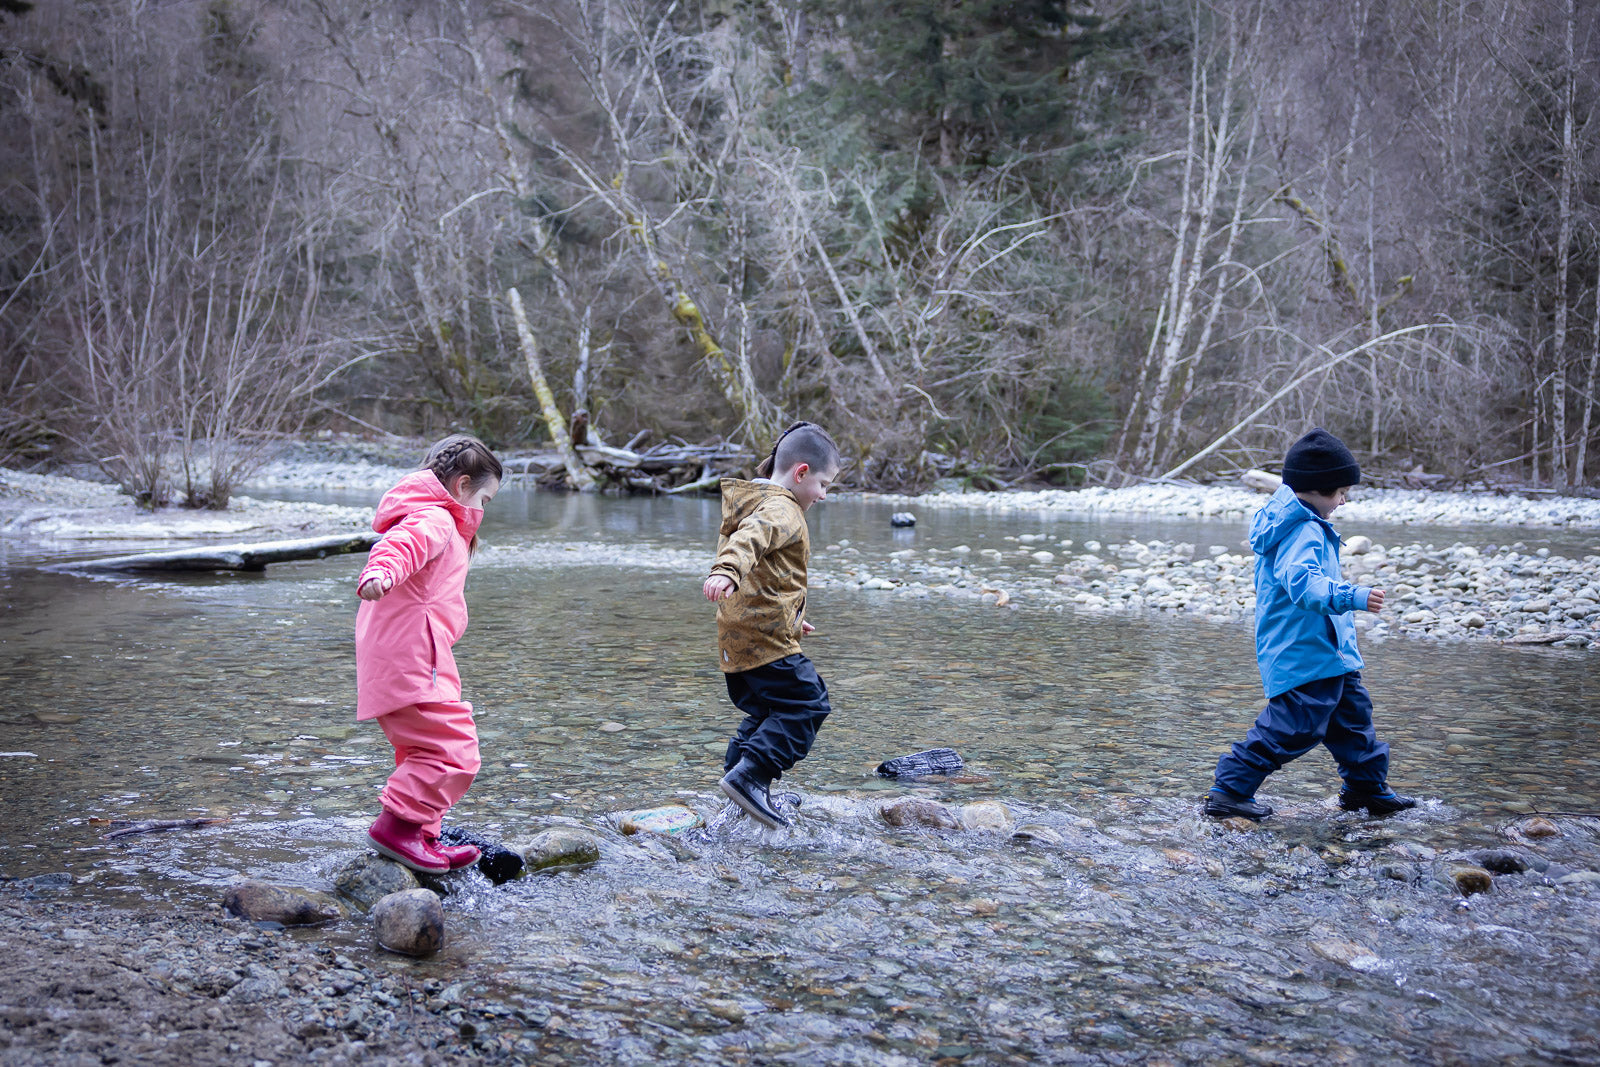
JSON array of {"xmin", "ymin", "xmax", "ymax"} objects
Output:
[
  {"xmin": 1445, "ymin": 864, "xmax": 1494, "ymax": 896},
  {"xmin": 1517, "ymin": 816, "xmax": 1561, "ymax": 839},
  {"xmin": 1467, "ymin": 848, "xmax": 1530, "ymax": 874},
  {"xmin": 222, "ymin": 880, "xmax": 342, "ymax": 926},
  {"xmin": 960, "ymin": 800, "xmax": 1014, "ymax": 832},
  {"xmin": 1010, "ymin": 823, "xmax": 1064, "ymax": 846},
  {"xmin": 1311, "ymin": 939, "xmax": 1380, "ymax": 968},
  {"xmin": 518, "ymin": 829, "xmax": 602, "ymax": 874},
  {"xmin": 437, "ymin": 826, "xmax": 525, "ymax": 883},
  {"xmin": 372, "ymin": 888, "xmax": 444, "ymax": 957},
  {"xmin": 334, "ymin": 854, "xmax": 421, "ymax": 911},
  {"xmin": 1556, "ymin": 870, "xmax": 1600, "ymax": 886},
  {"xmin": 621, "ymin": 805, "xmax": 704, "ymax": 836},
  {"xmin": 1344, "ymin": 535, "xmax": 1372, "ymax": 555},
  {"xmin": 880, "ymin": 797, "xmax": 960, "ymax": 830}
]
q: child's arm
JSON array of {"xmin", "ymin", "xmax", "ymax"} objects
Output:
[
  {"xmin": 355, "ymin": 507, "xmax": 454, "ymax": 599},
  {"xmin": 1273, "ymin": 527, "xmax": 1375, "ymax": 615},
  {"xmin": 705, "ymin": 501, "xmax": 801, "ymax": 594}
]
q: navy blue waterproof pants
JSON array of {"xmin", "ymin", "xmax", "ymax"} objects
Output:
[
  {"xmin": 1213, "ymin": 671, "xmax": 1388, "ymax": 799},
  {"xmin": 723, "ymin": 653, "xmax": 831, "ymax": 780}
]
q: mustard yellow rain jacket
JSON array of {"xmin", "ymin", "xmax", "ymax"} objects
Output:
[{"xmin": 708, "ymin": 478, "xmax": 811, "ymax": 673}]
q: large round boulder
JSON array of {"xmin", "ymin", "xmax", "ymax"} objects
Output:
[{"xmin": 372, "ymin": 888, "xmax": 444, "ymax": 957}]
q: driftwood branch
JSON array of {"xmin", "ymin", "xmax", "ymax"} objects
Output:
[{"xmin": 48, "ymin": 532, "xmax": 381, "ymax": 574}]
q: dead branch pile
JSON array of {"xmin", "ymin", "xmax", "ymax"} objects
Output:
[{"xmin": 500, "ymin": 439, "xmax": 754, "ymax": 493}]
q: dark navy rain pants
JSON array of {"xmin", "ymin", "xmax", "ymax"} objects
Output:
[
  {"xmin": 723, "ymin": 653, "xmax": 831, "ymax": 780},
  {"xmin": 1213, "ymin": 671, "xmax": 1388, "ymax": 799}
]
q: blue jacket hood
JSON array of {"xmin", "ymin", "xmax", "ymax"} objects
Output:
[{"xmin": 1250, "ymin": 484, "xmax": 1335, "ymax": 556}]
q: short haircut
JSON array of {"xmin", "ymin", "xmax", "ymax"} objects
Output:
[{"xmin": 757, "ymin": 421, "xmax": 841, "ymax": 478}]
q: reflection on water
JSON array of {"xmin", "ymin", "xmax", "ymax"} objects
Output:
[{"xmin": 2, "ymin": 490, "xmax": 1598, "ymax": 1062}]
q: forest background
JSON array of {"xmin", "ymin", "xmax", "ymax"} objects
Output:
[{"xmin": 2, "ymin": 0, "xmax": 1598, "ymax": 505}]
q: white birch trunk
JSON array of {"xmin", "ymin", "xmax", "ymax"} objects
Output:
[
  {"xmin": 1551, "ymin": 0, "xmax": 1575, "ymax": 484},
  {"xmin": 507, "ymin": 287, "xmax": 595, "ymax": 491}
]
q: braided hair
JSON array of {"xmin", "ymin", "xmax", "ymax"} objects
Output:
[
  {"xmin": 754, "ymin": 421, "xmax": 841, "ymax": 480},
  {"xmin": 422, "ymin": 434, "xmax": 503, "ymax": 551}
]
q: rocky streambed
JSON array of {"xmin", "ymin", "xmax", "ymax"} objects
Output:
[{"xmin": 817, "ymin": 535, "xmax": 1600, "ymax": 650}]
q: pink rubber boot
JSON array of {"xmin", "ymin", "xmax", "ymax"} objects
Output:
[
  {"xmin": 367, "ymin": 810, "xmax": 449, "ymax": 873},
  {"xmin": 426, "ymin": 837, "xmax": 481, "ymax": 871}
]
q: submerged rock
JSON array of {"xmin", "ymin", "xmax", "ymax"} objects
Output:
[
  {"xmin": 880, "ymin": 797, "xmax": 960, "ymax": 830},
  {"xmin": 1010, "ymin": 823, "xmax": 1064, "ymax": 846},
  {"xmin": 222, "ymin": 881, "xmax": 342, "ymax": 926},
  {"xmin": 1516, "ymin": 816, "xmax": 1562, "ymax": 839},
  {"xmin": 1556, "ymin": 870, "xmax": 1600, "ymax": 886},
  {"xmin": 960, "ymin": 801, "xmax": 1014, "ymax": 832},
  {"xmin": 1311, "ymin": 939, "xmax": 1381, "ymax": 968},
  {"xmin": 1444, "ymin": 864, "xmax": 1494, "ymax": 896},
  {"xmin": 372, "ymin": 888, "xmax": 443, "ymax": 957},
  {"xmin": 334, "ymin": 854, "xmax": 420, "ymax": 911},
  {"xmin": 518, "ymin": 829, "xmax": 602, "ymax": 874},
  {"xmin": 1467, "ymin": 849, "xmax": 1531, "ymax": 875},
  {"xmin": 620, "ymin": 805, "xmax": 704, "ymax": 836}
]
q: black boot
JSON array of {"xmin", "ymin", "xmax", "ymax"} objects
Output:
[
  {"xmin": 720, "ymin": 756, "xmax": 789, "ymax": 829},
  {"xmin": 1339, "ymin": 785, "xmax": 1417, "ymax": 816},
  {"xmin": 1203, "ymin": 788, "xmax": 1274, "ymax": 820}
]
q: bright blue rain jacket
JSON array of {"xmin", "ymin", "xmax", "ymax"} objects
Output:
[{"xmin": 1250, "ymin": 484, "xmax": 1373, "ymax": 698}]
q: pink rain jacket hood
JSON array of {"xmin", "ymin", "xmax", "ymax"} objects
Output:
[{"xmin": 354, "ymin": 470, "xmax": 484, "ymax": 720}]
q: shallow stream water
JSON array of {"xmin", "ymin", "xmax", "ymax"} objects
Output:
[{"xmin": 2, "ymin": 490, "xmax": 1598, "ymax": 1063}]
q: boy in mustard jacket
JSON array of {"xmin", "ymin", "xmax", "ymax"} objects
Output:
[{"xmin": 701, "ymin": 422, "xmax": 842, "ymax": 828}]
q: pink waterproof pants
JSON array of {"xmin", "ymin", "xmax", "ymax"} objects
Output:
[{"xmin": 375, "ymin": 701, "xmax": 480, "ymax": 836}]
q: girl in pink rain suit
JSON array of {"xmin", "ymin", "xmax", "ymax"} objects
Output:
[{"xmin": 355, "ymin": 436, "xmax": 502, "ymax": 873}]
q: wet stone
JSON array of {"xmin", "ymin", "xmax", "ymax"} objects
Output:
[
  {"xmin": 1518, "ymin": 816, "xmax": 1562, "ymax": 839},
  {"xmin": 222, "ymin": 880, "xmax": 342, "ymax": 926},
  {"xmin": 960, "ymin": 800, "xmax": 1014, "ymax": 832},
  {"xmin": 620, "ymin": 805, "xmax": 704, "ymax": 836},
  {"xmin": 1311, "ymin": 939, "xmax": 1380, "ymax": 968},
  {"xmin": 372, "ymin": 888, "xmax": 444, "ymax": 957},
  {"xmin": 333, "ymin": 854, "xmax": 420, "ymax": 911},
  {"xmin": 1010, "ymin": 823, "xmax": 1064, "ymax": 846},
  {"xmin": 880, "ymin": 797, "xmax": 960, "ymax": 830},
  {"xmin": 1468, "ymin": 849, "xmax": 1530, "ymax": 875},
  {"xmin": 518, "ymin": 829, "xmax": 602, "ymax": 874},
  {"xmin": 1556, "ymin": 871, "xmax": 1600, "ymax": 886},
  {"xmin": 1446, "ymin": 865, "xmax": 1494, "ymax": 896}
]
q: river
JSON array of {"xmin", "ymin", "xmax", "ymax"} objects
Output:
[{"xmin": 1, "ymin": 488, "xmax": 1596, "ymax": 1063}]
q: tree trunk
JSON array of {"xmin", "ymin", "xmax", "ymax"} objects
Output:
[
  {"xmin": 1575, "ymin": 266, "xmax": 1600, "ymax": 484},
  {"xmin": 506, "ymin": 287, "xmax": 595, "ymax": 492},
  {"xmin": 1551, "ymin": 0, "xmax": 1575, "ymax": 484}
]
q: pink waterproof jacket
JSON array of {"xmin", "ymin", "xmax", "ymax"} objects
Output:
[{"xmin": 354, "ymin": 470, "xmax": 484, "ymax": 720}]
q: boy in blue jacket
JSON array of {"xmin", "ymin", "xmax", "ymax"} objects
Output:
[{"xmin": 1205, "ymin": 428, "xmax": 1417, "ymax": 821}]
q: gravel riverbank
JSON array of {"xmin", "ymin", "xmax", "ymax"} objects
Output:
[
  {"xmin": 0, "ymin": 892, "xmax": 503, "ymax": 1065},
  {"xmin": 816, "ymin": 533, "xmax": 1600, "ymax": 651}
]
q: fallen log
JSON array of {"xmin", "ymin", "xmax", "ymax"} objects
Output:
[{"xmin": 48, "ymin": 532, "xmax": 381, "ymax": 574}]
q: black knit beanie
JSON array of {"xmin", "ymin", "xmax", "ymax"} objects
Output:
[{"xmin": 1281, "ymin": 428, "xmax": 1360, "ymax": 492}]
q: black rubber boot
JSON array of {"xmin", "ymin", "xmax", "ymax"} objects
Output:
[
  {"xmin": 720, "ymin": 757, "xmax": 789, "ymax": 829},
  {"xmin": 1203, "ymin": 789, "xmax": 1274, "ymax": 820},
  {"xmin": 1339, "ymin": 786, "xmax": 1417, "ymax": 816}
]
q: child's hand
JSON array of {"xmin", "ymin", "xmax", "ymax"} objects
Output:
[
  {"xmin": 1365, "ymin": 588, "xmax": 1385, "ymax": 612},
  {"xmin": 801, "ymin": 620, "xmax": 815, "ymax": 635},
  {"xmin": 703, "ymin": 575, "xmax": 735, "ymax": 601},
  {"xmin": 357, "ymin": 573, "xmax": 392, "ymax": 601}
]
